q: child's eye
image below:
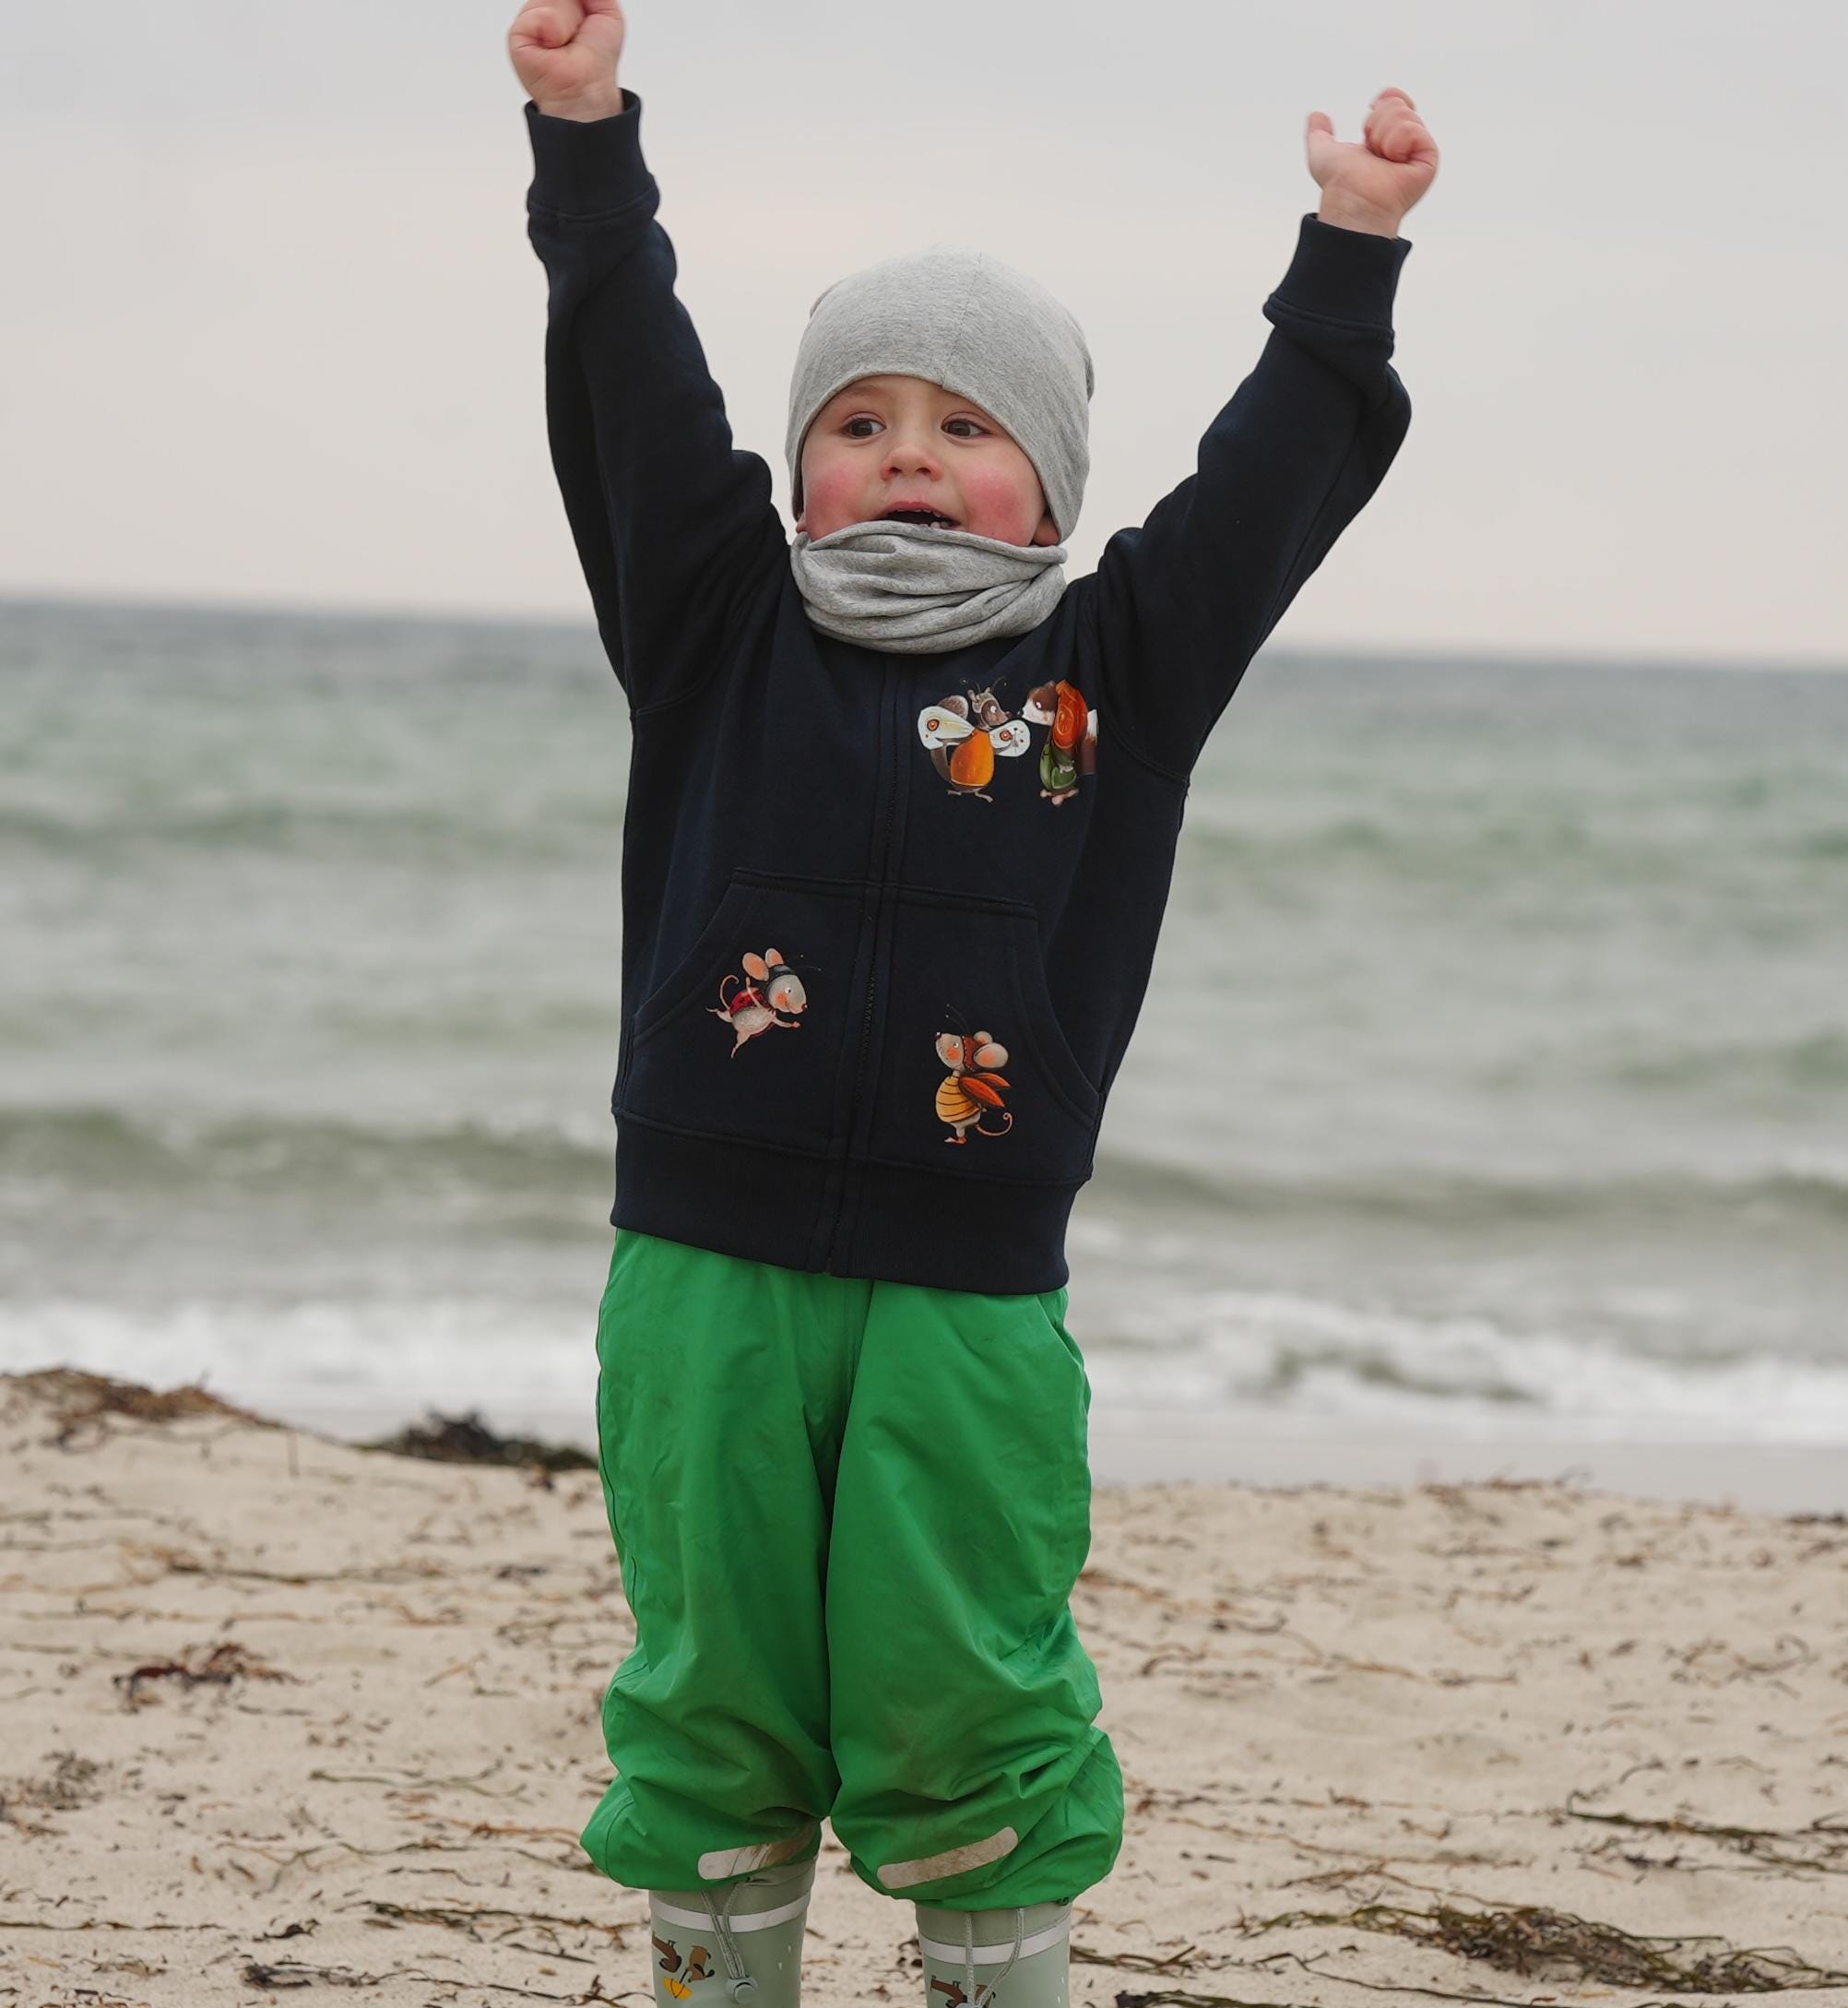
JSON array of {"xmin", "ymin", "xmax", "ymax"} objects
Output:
[
  {"xmin": 843, "ymin": 416, "xmax": 883, "ymax": 438},
  {"xmin": 944, "ymin": 419, "xmax": 988, "ymax": 438}
]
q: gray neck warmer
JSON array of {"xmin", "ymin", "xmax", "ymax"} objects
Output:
[
  {"xmin": 788, "ymin": 519, "xmax": 1069, "ymax": 654},
  {"xmin": 785, "ymin": 246, "xmax": 1093, "ymax": 654}
]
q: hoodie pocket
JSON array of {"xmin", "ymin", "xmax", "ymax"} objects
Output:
[
  {"xmin": 868, "ymin": 886, "xmax": 1100, "ymax": 1185},
  {"xmin": 621, "ymin": 869, "xmax": 865, "ymax": 1158}
]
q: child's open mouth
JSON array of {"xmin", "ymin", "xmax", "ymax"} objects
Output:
[{"xmin": 882, "ymin": 508, "xmax": 957, "ymax": 528}]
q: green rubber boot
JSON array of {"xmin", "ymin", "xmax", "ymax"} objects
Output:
[
  {"xmin": 912, "ymin": 1899, "xmax": 1074, "ymax": 2008},
  {"xmin": 645, "ymin": 1857, "xmax": 816, "ymax": 2006}
]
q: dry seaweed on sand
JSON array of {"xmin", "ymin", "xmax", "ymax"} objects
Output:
[
  {"xmin": 352, "ymin": 1408, "xmax": 595, "ymax": 1474},
  {"xmin": 113, "ymin": 1638, "xmax": 301, "ymax": 1708},
  {"xmin": 1560, "ymin": 1790, "xmax": 1848, "ymax": 1873},
  {"xmin": 1243, "ymin": 1898, "xmax": 1848, "ymax": 1990},
  {"xmin": 0, "ymin": 1749, "xmax": 106, "ymax": 1833},
  {"xmin": 240, "ymin": 1956, "xmax": 610, "ymax": 1997},
  {"xmin": 21, "ymin": 1364, "xmax": 278, "ymax": 1447}
]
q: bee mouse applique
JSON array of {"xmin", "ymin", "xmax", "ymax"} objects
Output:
[{"xmin": 934, "ymin": 1016, "xmax": 1013, "ymax": 1144}]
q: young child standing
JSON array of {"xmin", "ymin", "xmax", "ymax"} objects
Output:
[{"xmin": 506, "ymin": 6, "xmax": 1437, "ymax": 2003}]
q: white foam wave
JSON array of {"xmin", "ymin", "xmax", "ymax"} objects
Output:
[
  {"xmin": 0, "ymin": 1298, "xmax": 601, "ymax": 1440},
  {"xmin": 6, "ymin": 1284, "xmax": 1848, "ymax": 1449},
  {"xmin": 1076, "ymin": 1279, "xmax": 1848, "ymax": 1444}
]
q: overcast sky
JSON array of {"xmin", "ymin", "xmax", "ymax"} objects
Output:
[{"xmin": 4, "ymin": 0, "xmax": 1843, "ymax": 665}]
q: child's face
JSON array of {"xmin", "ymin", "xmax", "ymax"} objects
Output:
[{"xmin": 797, "ymin": 374, "xmax": 1060, "ymax": 546}]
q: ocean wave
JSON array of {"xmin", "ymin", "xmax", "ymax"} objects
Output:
[
  {"xmin": 1179, "ymin": 808, "xmax": 1848, "ymax": 889},
  {"xmin": 6, "ymin": 1105, "xmax": 1847, "ymax": 1235},
  {"xmin": 0, "ymin": 1105, "xmax": 611, "ymax": 1200},
  {"xmin": 1602, "ymin": 1028, "xmax": 1848, "ymax": 1091},
  {"xmin": 0, "ymin": 799, "xmax": 612, "ymax": 864},
  {"xmin": 0, "ymin": 1296, "xmax": 603, "ymax": 1439},
  {"xmin": 6, "ymin": 1285, "xmax": 1848, "ymax": 1446},
  {"xmin": 1073, "ymin": 1278, "xmax": 1848, "ymax": 1443},
  {"xmin": 1089, "ymin": 1146, "xmax": 1848, "ymax": 1230}
]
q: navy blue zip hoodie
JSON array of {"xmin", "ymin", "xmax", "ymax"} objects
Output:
[{"xmin": 525, "ymin": 91, "xmax": 1413, "ymax": 1295}]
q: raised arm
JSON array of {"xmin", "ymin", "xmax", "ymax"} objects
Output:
[
  {"xmin": 510, "ymin": 2, "xmax": 787, "ymax": 713},
  {"xmin": 1078, "ymin": 89, "xmax": 1438, "ymax": 779}
]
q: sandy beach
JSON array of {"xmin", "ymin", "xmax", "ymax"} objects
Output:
[{"xmin": 5, "ymin": 1364, "xmax": 1848, "ymax": 2008}]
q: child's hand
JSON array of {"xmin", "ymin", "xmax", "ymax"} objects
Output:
[
  {"xmin": 1305, "ymin": 88, "xmax": 1439, "ymax": 236},
  {"xmin": 508, "ymin": 0, "xmax": 626, "ymax": 121}
]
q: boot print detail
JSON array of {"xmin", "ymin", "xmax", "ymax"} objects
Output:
[{"xmin": 651, "ymin": 1931, "xmax": 716, "ymax": 1999}]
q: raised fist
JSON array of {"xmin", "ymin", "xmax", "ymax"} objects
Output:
[
  {"xmin": 508, "ymin": 0, "xmax": 626, "ymax": 121},
  {"xmin": 1305, "ymin": 88, "xmax": 1439, "ymax": 232}
]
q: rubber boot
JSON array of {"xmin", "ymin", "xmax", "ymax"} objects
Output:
[
  {"xmin": 912, "ymin": 1898, "xmax": 1074, "ymax": 2008},
  {"xmin": 645, "ymin": 1856, "xmax": 816, "ymax": 2006}
]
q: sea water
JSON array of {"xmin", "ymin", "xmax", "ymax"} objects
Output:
[{"xmin": 5, "ymin": 596, "xmax": 1845, "ymax": 1449}]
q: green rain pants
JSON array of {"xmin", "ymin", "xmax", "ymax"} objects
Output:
[{"xmin": 581, "ymin": 1227, "xmax": 1124, "ymax": 1910}]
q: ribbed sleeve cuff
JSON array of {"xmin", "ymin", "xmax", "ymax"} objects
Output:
[
  {"xmin": 524, "ymin": 89, "xmax": 652, "ymax": 215},
  {"xmin": 1268, "ymin": 212, "xmax": 1413, "ymax": 328}
]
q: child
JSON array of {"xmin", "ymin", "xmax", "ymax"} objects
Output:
[{"xmin": 506, "ymin": 6, "xmax": 1437, "ymax": 2003}]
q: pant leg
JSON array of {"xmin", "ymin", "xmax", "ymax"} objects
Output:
[
  {"xmin": 580, "ymin": 1228, "xmax": 866, "ymax": 1891},
  {"xmin": 825, "ymin": 1278, "xmax": 1124, "ymax": 1908}
]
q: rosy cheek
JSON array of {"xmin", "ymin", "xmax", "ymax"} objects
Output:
[
  {"xmin": 955, "ymin": 463, "xmax": 1037, "ymax": 540},
  {"xmin": 802, "ymin": 456, "xmax": 868, "ymax": 536}
]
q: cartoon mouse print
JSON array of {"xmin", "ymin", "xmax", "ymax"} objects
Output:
[
  {"xmin": 934, "ymin": 1013, "xmax": 1014, "ymax": 1144},
  {"xmin": 917, "ymin": 683, "xmax": 1033, "ymax": 802},
  {"xmin": 652, "ymin": 1932, "xmax": 716, "ymax": 1999},
  {"xmin": 710, "ymin": 948, "xmax": 812, "ymax": 1054},
  {"xmin": 917, "ymin": 677, "xmax": 1097, "ymax": 804},
  {"xmin": 1020, "ymin": 678, "xmax": 1099, "ymax": 804}
]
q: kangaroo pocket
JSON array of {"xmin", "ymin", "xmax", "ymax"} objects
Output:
[
  {"xmin": 620, "ymin": 869, "xmax": 866, "ymax": 1158},
  {"xmin": 868, "ymin": 886, "xmax": 1100, "ymax": 1186}
]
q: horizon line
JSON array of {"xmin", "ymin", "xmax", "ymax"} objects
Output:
[{"xmin": 3, "ymin": 585, "xmax": 1843, "ymax": 680}]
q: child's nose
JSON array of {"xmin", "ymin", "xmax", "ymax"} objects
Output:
[{"xmin": 883, "ymin": 433, "xmax": 941, "ymax": 476}]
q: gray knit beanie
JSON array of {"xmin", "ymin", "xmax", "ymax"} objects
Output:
[{"xmin": 786, "ymin": 247, "xmax": 1094, "ymax": 541}]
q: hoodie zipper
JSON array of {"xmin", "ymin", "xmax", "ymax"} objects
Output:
[{"xmin": 823, "ymin": 663, "xmax": 902, "ymax": 1273}]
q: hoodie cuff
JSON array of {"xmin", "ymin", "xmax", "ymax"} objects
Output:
[
  {"xmin": 1267, "ymin": 211, "xmax": 1413, "ymax": 330},
  {"xmin": 524, "ymin": 89, "xmax": 652, "ymax": 216}
]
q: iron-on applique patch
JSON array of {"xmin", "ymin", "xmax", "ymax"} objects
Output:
[
  {"xmin": 917, "ymin": 676, "xmax": 1098, "ymax": 805},
  {"xmin": 1022, "ymin": 677, "xmax": 1097, "ymax": 804},
  {"xmin": 709, "ymin": 946, "xmax": 815, "ymax": 1054},
  {"xmin": 917, "ymin": 685, "xmax": 1030, "ymax": 802},
  {"xmin": 933, "ymin": 1012, "xmax": 1013, "ymax": 1144}
]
